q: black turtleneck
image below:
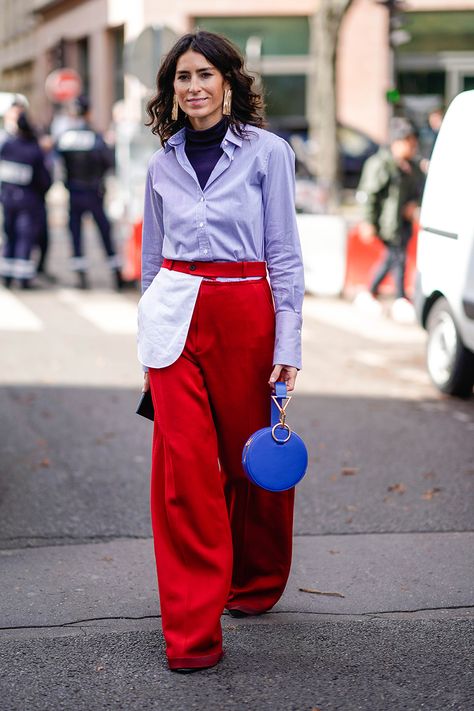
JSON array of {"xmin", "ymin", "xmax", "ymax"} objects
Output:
[{"xmin": 185, "ymin": 117, "xmax": 228, "ymax": 190}]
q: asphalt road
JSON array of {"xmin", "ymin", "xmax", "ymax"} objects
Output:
[{"xmin": 0, "ymin": 224, "xmax": 473, "ymax": 711}]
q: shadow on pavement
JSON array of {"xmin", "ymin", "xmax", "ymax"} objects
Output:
[{"xmin": 1, "ymin": 385, "xmax": 473, "ymax": 545}]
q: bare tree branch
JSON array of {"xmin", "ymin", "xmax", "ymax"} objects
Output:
[{"xmin": 308, "ymin": 0, "xmax": 354, "ymax": 210}]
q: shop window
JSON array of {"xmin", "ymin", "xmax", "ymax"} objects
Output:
[
  {"xmin": 77, "ymin": 37, "xmax": 89, "ymax": 97},
  {"xmin": 463, "ymin": 76, "xmax": 474, "ymax": 91},
  {"xmin": 262, "ymin": 74, "xmax": 306, "ymax": 133},
  {"xmin": 397, "ymin": 71, "xmax": 445, "ymax": 96},
  {"xmin": 193, "ymin": 17, "xmax": 309, "ymax": 56},
  {"xmin": 111, "ymin": 26, "xmax": 124, "ymax": 102},
  {"xmin": 400, "ymin": 11, "xmax": 474, "ymax": 54}
]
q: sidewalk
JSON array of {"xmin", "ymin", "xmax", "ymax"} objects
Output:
[
  {"xmin": 0, "ymin": 233, "xmax": 473, "ymax": 710},
  {"xmin": 1, "ymin": 532, "xmax": 473, "ymax": 711},
  {"xmin": 1, "ymin": 533, "xmax": 473, "ymax": 628}
]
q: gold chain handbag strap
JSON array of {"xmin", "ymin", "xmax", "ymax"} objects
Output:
[{"xmin": 271, "ymin": 387, "xmax": 292, "ymax": 443}]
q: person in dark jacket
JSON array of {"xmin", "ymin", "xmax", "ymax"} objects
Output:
[
  {"xmin": 56, "ymin": 95, "xmax": 123, "ymax": 290},
  {"xmin": 0, "ymin": 109, "xmax": 52, "ymax": 289},
  {"xmin": 355, "ymin": 117, "xmax": 425, "ymax": 321},
  {"xmin": 419, "ymin": 106, "xmax": 444, "ymax": 160},
  {"xmin": 35, "ymin": 132, "xmax": 56, "ymax": 281}
]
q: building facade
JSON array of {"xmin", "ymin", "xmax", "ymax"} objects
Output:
[{"xmin": 0, "ymin": 0, "xmax": 473, "ymax": 141}]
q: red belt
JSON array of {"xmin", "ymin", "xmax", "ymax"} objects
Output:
[{"xmin": 161, "ymin": 259, "xmax": 267, "ymax": 278}]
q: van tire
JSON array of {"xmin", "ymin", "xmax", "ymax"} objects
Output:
[{"xmin": 426, "ymin": 297, "xmax": 474, "ymax": 398}]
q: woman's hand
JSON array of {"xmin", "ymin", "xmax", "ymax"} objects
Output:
[
  {"xmin": 143, "ymin": 372, "xmax": 150, "ymax": 392},
  {"xmin": 269, "ymin": 365, "xmax": 298, "ymax": 392}
]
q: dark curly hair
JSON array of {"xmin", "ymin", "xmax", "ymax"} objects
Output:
[{"xmin": 145, "ymin": 30, "xmax": 266, "ymax": 145}]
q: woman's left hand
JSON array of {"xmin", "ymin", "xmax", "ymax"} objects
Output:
[{"xmin": 269, "ymin": 365, "xmax": 298, "ymax": 392}]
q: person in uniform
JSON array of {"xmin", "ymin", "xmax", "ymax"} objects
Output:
[
  {"xmin": 35, "ymin": 132, "xmax": 56, "ymax": 282},
  {"xmin": 56, "ymin": 95, "xmax": 123, "ymax": 290},
  {"xmin": 138, "ymin": 31, "xmax": 304, "ymax": 672},
  {"xmin": 0, "ymin": 107, "xmax": 52, "ymax": 288}
]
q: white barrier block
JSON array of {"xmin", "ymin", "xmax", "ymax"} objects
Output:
[{"xmin": 297, "ymin": 214, "xmax": 347, "ymax": 296}]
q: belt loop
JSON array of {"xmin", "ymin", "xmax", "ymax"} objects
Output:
[
  {"xmin": 241, "ymin": 262, "xmax": 245, "ymax": 277},
  {"xmin": 170, "ymin": 260, "xmax": 175, "ymax": 270}
]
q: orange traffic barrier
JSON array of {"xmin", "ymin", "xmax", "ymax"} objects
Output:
[
  {"xmin": 344, "ymin": 223, "xmax": 418, "ymax": 298},
  {"xmin": 122, "ymin": 220, "xmax": 143, "ymax": 283}
]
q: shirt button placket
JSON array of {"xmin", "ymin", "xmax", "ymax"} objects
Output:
[
  {"xmin": 198, "ymin": 191, "xmax": 205, "ymax": 228},
  {"xmin": 197, "ymin": 193, "xmax": 202, "ymax": 244},
  {"xmin": 197, "ymin": 193, "xmax": 209, "ymax": 258}
]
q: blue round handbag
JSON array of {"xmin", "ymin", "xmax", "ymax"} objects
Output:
[{"xmin": 242, "ymin": 382, "xmax": 308, "ymax": 492}]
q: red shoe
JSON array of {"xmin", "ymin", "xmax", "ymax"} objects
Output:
[
  {"xmin": 168, "ymin": 650, "xmax": 224, "ymax": 673},
  {"xmin": 227, "ymin": 609, "xmax": 250, "ymax": 618}
]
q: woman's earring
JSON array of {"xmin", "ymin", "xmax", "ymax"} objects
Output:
[
  {"xmin": 171, "ymin": 94, "xmax": 179, "ymax": 121},
  {"xmin": 222, "ymin": 89, "xmax": 232, "ymax": 116}
]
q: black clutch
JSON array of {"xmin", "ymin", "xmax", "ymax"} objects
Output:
[{"xmin": 136, "ymin": 389, "xmax": 154, "ymax": 421}]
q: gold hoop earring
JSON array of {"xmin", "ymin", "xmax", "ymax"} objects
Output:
[
  {"xmin": 171, "ymin": 94, "xmax": 179, "ymax": 121},
  {"xmin": 222, "ymin": 89, "xmax": 232, "ymax": 116}
]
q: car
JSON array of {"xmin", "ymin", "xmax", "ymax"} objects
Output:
[
  {"xmin": 415, "ymin": 90, "xmax": 474, "ymax": 398},
  {"xmin": 272, "ymin": 121, "xmax": 379, "ymax": 188}
]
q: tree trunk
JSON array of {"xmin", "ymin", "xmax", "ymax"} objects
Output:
[{"xmin": 308, "ymin": 0, "xmax": 354, "ymax": 211}]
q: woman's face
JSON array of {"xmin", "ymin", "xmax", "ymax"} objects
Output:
[{"xmin": 174, "ymin": 49, "xmax": 229, "ymax": 130}]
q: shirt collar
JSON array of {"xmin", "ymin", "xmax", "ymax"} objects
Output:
[
  {"xmin": 164, "ymin": 124, "xmax": 243, "ymax": 153},
  {"xmin": 223, "ymin": 125, "xmax": 243, "ymax": 147},
  {"xmin": 164, "ymin": 128, "xmax": 185, "ymax": 152}
]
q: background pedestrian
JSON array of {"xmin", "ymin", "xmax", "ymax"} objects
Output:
[
  {"xmin": 0, "ymin": 107, "xmax": 52, "ymax": 289},
  {"xmin": 355, "ymin": 117, "xmax": 425, "ymax": 321},
  {"xmin": 56, "ymin": 95, "xmax": 124, "ymax": 290},
  {"xmin": 35, "ymin": 132, "xmax": 56, "ymax": 282},
  {"xmin": 419, "ymin": 106, "xmax": 444, "ymax": 160}
]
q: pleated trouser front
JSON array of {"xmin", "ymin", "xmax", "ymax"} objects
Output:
[{"xmin": 148, "ymin": 277, "xmax": 295, "ymax": 669}]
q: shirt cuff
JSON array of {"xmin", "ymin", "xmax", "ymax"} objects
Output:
[{"xmin": 273, "ymin": 310, "xmax": 302, "ymax": 370}]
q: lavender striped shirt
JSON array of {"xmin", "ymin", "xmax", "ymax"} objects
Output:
[{"xmin": 141, "ymin": 123, "xmax": 304, "ymax": 369}]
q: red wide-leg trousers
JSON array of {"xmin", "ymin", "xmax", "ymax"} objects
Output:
[{"xmin": 148, "ymin": 278, "xmax": 295, "ymax": 669}]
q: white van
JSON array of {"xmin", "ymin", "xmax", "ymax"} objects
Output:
[{"xmin": 415, "ymin": 90, "xmax": 474, "ymax": 398}]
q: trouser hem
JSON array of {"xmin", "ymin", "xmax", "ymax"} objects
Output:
[{"xmin": 167, "ymin": 650, "xmax": 223, "ymax": 670}]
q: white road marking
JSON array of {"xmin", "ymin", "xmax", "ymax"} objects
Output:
[
  {"xmin": 353, "ymin": 350, "xmax": 388, "ymax": 368},
  {"xmin": 56, "ymin": 288, "xmax": 137, "ymax": 334},
  {"xmin": 393, "ymin": 367, "xmax": 431, "ymax": 385},
  {"xmin": 303, "ymin": 297, "xmax": 425, "ymax": 344},
  {"xmin": 0, "ymin": 288, "xmax": 43, "ymax": 332},
  {"xmin": 353, "ymin": 351, "xmax": 430, "ymax": 385}
]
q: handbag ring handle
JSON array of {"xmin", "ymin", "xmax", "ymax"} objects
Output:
[
  {"xmin": 271, "ymin": 382, "xmax": 292, "ymax": 443},
  {"xmin": 271, "ymin": 422, "xmax": 292, "ymax": 444}
]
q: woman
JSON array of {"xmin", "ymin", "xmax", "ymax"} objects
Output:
[
  {"xmin": 0, "ymin": 108, "xmax": 52, "ymax": 288},
  {"xmin": 138, "ymin": 30, "xmax": 304, "ymax": 672}
]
